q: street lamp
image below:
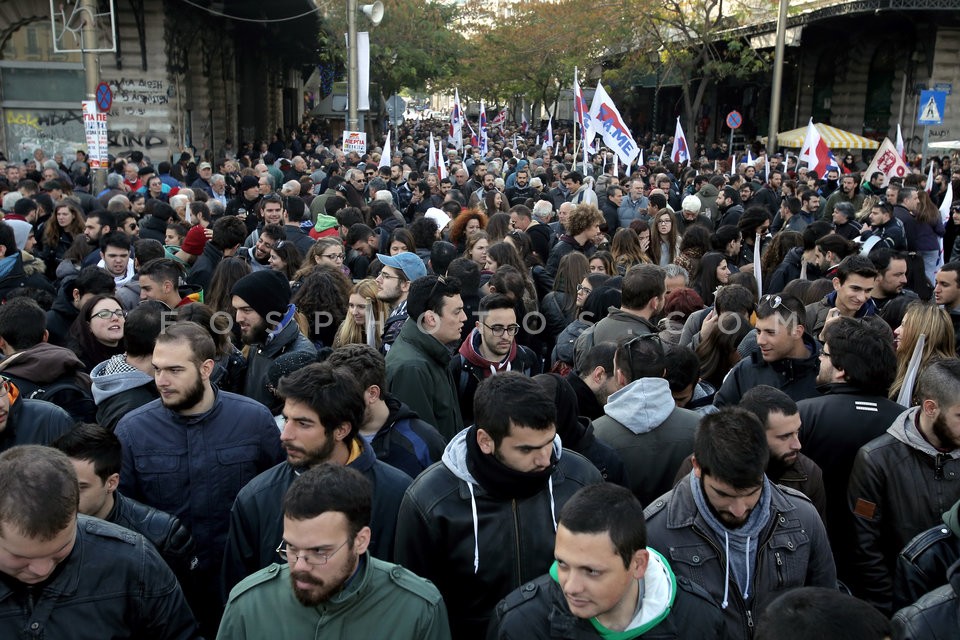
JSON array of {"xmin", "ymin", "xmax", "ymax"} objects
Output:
[
  {"xmin": 345, "ymin": 0, "xmax": 384, "ymax": 131},
  {"xmin": 647, "ymin": 50, "xmax": 662, "ymax": 134}
]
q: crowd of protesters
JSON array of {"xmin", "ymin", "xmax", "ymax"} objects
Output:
[{"xmin": 0, "ymin": 117, "xmax": 959, "ymax": 639}]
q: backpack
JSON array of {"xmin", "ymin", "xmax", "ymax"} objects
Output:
[{"xmin": 2, "ymin": 372, "xmax": 96, "ymax": 423}]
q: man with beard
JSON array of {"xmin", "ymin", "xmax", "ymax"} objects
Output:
[
  {"xmin": 376, "ymin": 252, "xmax": 427, "ymax": 352},
  {"xmin": 676, "ymin": 385, "xmax": 825, "ymax": 521},
  {"xmin": 243, "ymin": 192, "xmax": 285, "ymax": 248},
  {"xmin": 394, "ymin": 373, "xmax": 603, "ymax": 640},
  {"xmin": 848, "ymin": 358, "xmax": 960, "ymax": 615},
  {"xmin": 219, "ymin": 464, "xmax": 448, "ymax": 639},
  {"xmin": 236, "ymin": 223, "xmax": 285, "ymax": 272},
  {"xmin": 226, "ymin": 175, "xmax": 263, "ymax": 235},
  {"xmin": 449, "ymin": 293, "xmax": 541, "ymax": 425},
  {"xmin": 221, "ymin": 362, "xmax": 411, "ymax": 597},
  {"xmin": 645, "ymin": 407, "xmax": 836, "ymax": 640},
  {"xmin": 115, "ymin": 322, "xmax": 283, "ymax": 636},
  {"xmin": 230, "ymin": 270, "xmax": 316, "ymax": 408}
]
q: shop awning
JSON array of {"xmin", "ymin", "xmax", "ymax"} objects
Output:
[{"xmin": 772, "ymin": 123, "xmax": 880, "ymax": 149}]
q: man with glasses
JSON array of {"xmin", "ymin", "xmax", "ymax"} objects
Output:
[
  {"xmin": 714, "ymin": 293, "xmax": 820, "ymax": 407},
  {"xmin": 338, "ymin": 169, "xmax": 367, "ymax": 210},
  {"xmin": 376, "ymin": 252, "xmax": 427, "ymax": 353},
  {"xmin": 593, "ymin": 333, "xmax": 699, "ymax": 506},
  {"xmin": 220, "ymin": 463, "xmax": 445, "ymax": 639},
  {"xmin": 449, "ymin": 294, "xmax": 541, "ymax": 425},
  {"xmin": 221, "ymin": 362, "xmax": 411, "ymax": 599}
]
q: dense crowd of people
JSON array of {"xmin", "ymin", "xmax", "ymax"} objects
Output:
[{"xmin": 0, "ymin": 120, "xmax": 959, "ymax": 639}]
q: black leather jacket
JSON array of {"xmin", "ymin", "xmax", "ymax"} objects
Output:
[
  {"xmin": 0, "ymin": 515, "xmax": 200, "ymax": 639},
  {"xmin": 895, "ymin": 501, "xmax": 960, "ymax": 611},
  {"xmin": 108, "ymin": 492, "xmax": 197, "ymax": 579},
  {"xmin": 893, "ymin": 558, "xmax": 960, "ymax": 639},
  {"xmin": 490, "ymin": 562, "xmax": 725, "ymax": 639},
  {"xmin": 394, "ymin": 435, "xmax": 603, "ymax": 640},
  {"xmin": 848, "ymin": 407, "xmax": 960, "ymax": 615}
]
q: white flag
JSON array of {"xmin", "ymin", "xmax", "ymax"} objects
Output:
[
  {"xmin": 926, "ymin": 162, "xmax": 935, "ymax": 193},
  {"xmin": 940, "ymin": 181, "xmax": 953, "ymax": 254},
  {"xmin": 861, "ymin": 138, "xmax": 910, "ymax": 187},
  {"xmin": 378, "ymin": 131, "xmax": 391, "ymax": 169},
  {"xmin": 586, "ymin": 81, "xmax": 640, "ymax": 167},
  {"xmin": 449, "ymin": 88, "xmax": 463, "ymax": 150},
  {"xmin": 428, "ymin": 132, "xmax": 436, "ymax": 171},
  {"xmin": 670, "ymin": 118, "xmax": 690, "ymax": 164},
  {"xmin": 896, "ymin": 123, "xmax": 906, "ymax": 162}
]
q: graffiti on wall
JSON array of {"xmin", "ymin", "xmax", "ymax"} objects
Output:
[
  {"xmin": 4, "ymin": 109, "xmax": 84, "ymax": 161},
  {"xmin": 102, "ymin": 76, "xmax": 175, "ymax": 158}
]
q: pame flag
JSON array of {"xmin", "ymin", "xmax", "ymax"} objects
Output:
[{"xmin": 587, "ymin": 81, "xmax": 639, "ymax": 167}]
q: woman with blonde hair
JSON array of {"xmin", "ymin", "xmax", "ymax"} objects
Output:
[
  {"xmin": 889, "ymin": 301, "xmax": 956, "ymax": 401},
  {"xmin": 333, "ymin": 279, "xmax": 391, "ymax": 349}
]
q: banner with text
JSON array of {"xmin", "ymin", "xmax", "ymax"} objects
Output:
[
  {"xmin": 82, "ymin": 100, "xmax": 108, "ymax": 168},
  {"xmin": 342, "ymin": 130, "xmax": 367, "ymax": 154}
]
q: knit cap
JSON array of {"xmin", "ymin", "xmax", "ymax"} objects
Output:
[{"xmin": 230, "ymin": 270, "xmax": 291, "ymax": 320}]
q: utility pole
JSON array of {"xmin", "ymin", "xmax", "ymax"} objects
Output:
[
  {"xmin": 80, "ymin": 0, "xmax": 104, "ymax": 192},
  {"xmin": 346, "ymin": 0, "xmax": 359, "ymax": 132},
  {"xmin": 767, "ymin": 0, "xmax": 789, "ymax": 155}
]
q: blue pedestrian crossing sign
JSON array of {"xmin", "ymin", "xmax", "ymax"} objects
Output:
[{"xmin": 918, "ymin": 90, "xmax": 946, "ymax": 125}]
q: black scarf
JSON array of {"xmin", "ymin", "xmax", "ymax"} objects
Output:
[{"xmin": 465, "ymin": 426, "xmax": 557, "ymax": 500}]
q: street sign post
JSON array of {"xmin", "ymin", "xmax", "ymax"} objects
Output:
[
  {"xmin": 918, "ymin": 89, "xmax": 948, "ymax": 170},
  {"xmin": 726, "ymin": 110, "xmax": 743, "ymax": 167}
]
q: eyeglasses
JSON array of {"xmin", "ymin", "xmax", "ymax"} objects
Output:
[
  {"xmin": 274, "ymin": 241, "xmax": 287, "ymax": 250},
  {"xmin": 576, "ymin": 284, "xmax": 592, "ymax": 294},
  {"xmin": 354, "ymin": 178, "xmax": 366, "ymax": 184},
  {"xmin": 483, "ymin": 323, "xmax": 521, "ymax": 337},
  {"xmin": 322, "ymin": 252, "xmax": 345, "ymax": 261},
  {"xmin": 364, "ymin": 171, "xmax": 375, "ymax": 177},
  {"xmin": 427, "ymin": 274, "xmax": 448, "ymax": 300},
  {"xmin": 622, "ymin": 333, "xmax": 662, "ymax": 349},
  {"xmin": 276, "ymin": 539, "xmax": 349, "ymax": 566},
  {"xmin": 92, "ymin": 309, "xmax": 126, "ymax": 320},
  {"xmin": 819, "ymin": 347, "xmax": 832, "ymax": 359}
]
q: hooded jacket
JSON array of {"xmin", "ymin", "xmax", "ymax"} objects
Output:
[
  {"xmin": 449, "ymin": 327, "xmax": 541, "ymax": 425},
  {"xmin": 893, "ymin": 558, "xmax": 960, "ymax": 640},
  {"xmin": 491, "ymin": 549, "xmax": 725, "ymax": 639},
  {"xmin": 592, "ymin": 378, "xmax": 700, "ymax": 506},
  {"xmin": 848, "ymin": 407, "xmax": 960, "ymax": 614},
  {"xmin": 386, "ymin": 319, "xmax": 464, "ymax": 441},
  {"xmin": 644, "ymin": 475, "xmax": 836, "ymax": 640},
  {"xmin": 221, "ymin": 438, "xmax": 412, "ymax": 596},
  {"xmin": 0, "ymin": 342, "xmax": 91, "ymax": 390},
  {"xmin": 766, "ymin": 246, "xmax": 819, "ymax": 295},
  {"xmin": 394, "ymin": 429, "xmax": 602, "ymax": 640},
  {"xmin": 713, "ymin": 333, "xmax": 820, "ymax": 407},
  {"xmin": 90, "ymin": 353, "xmax": 159, "ymax": 431},
  {"xmin": 368, "ymin": 393, "xmax": 447, "ymax": 479}
]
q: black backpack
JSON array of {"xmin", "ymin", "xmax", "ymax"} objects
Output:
[{"xmin": 4, "ymin": 374, "xmax": 97, "ymax": 423}]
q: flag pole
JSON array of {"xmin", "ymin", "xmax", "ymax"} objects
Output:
[{"xmin": 573, "ymin": 66, "xmax": 578, "ymax": 170}]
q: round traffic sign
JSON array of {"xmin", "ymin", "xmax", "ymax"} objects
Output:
[
  {"xmin": 726, "ymin": 110, "xmax": 742, "ymax": 129},
  {"xmin": 95, "ymin": 82, "xmax": 112, "ymax": 113}
]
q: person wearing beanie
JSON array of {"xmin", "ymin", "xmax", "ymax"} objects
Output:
[{"xmin": 231, "ymin": 270, "xmax": 316, "ymax": 408}]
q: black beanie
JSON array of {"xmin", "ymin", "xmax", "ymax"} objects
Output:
[{"xmin": 230, "ymin": 270, "xmax": 291, "ymax": 321}]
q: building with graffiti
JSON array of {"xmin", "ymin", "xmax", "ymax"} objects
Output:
[{"xmin": 0, "ymin": 0, "xmax": 318, "ymax": 164}]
